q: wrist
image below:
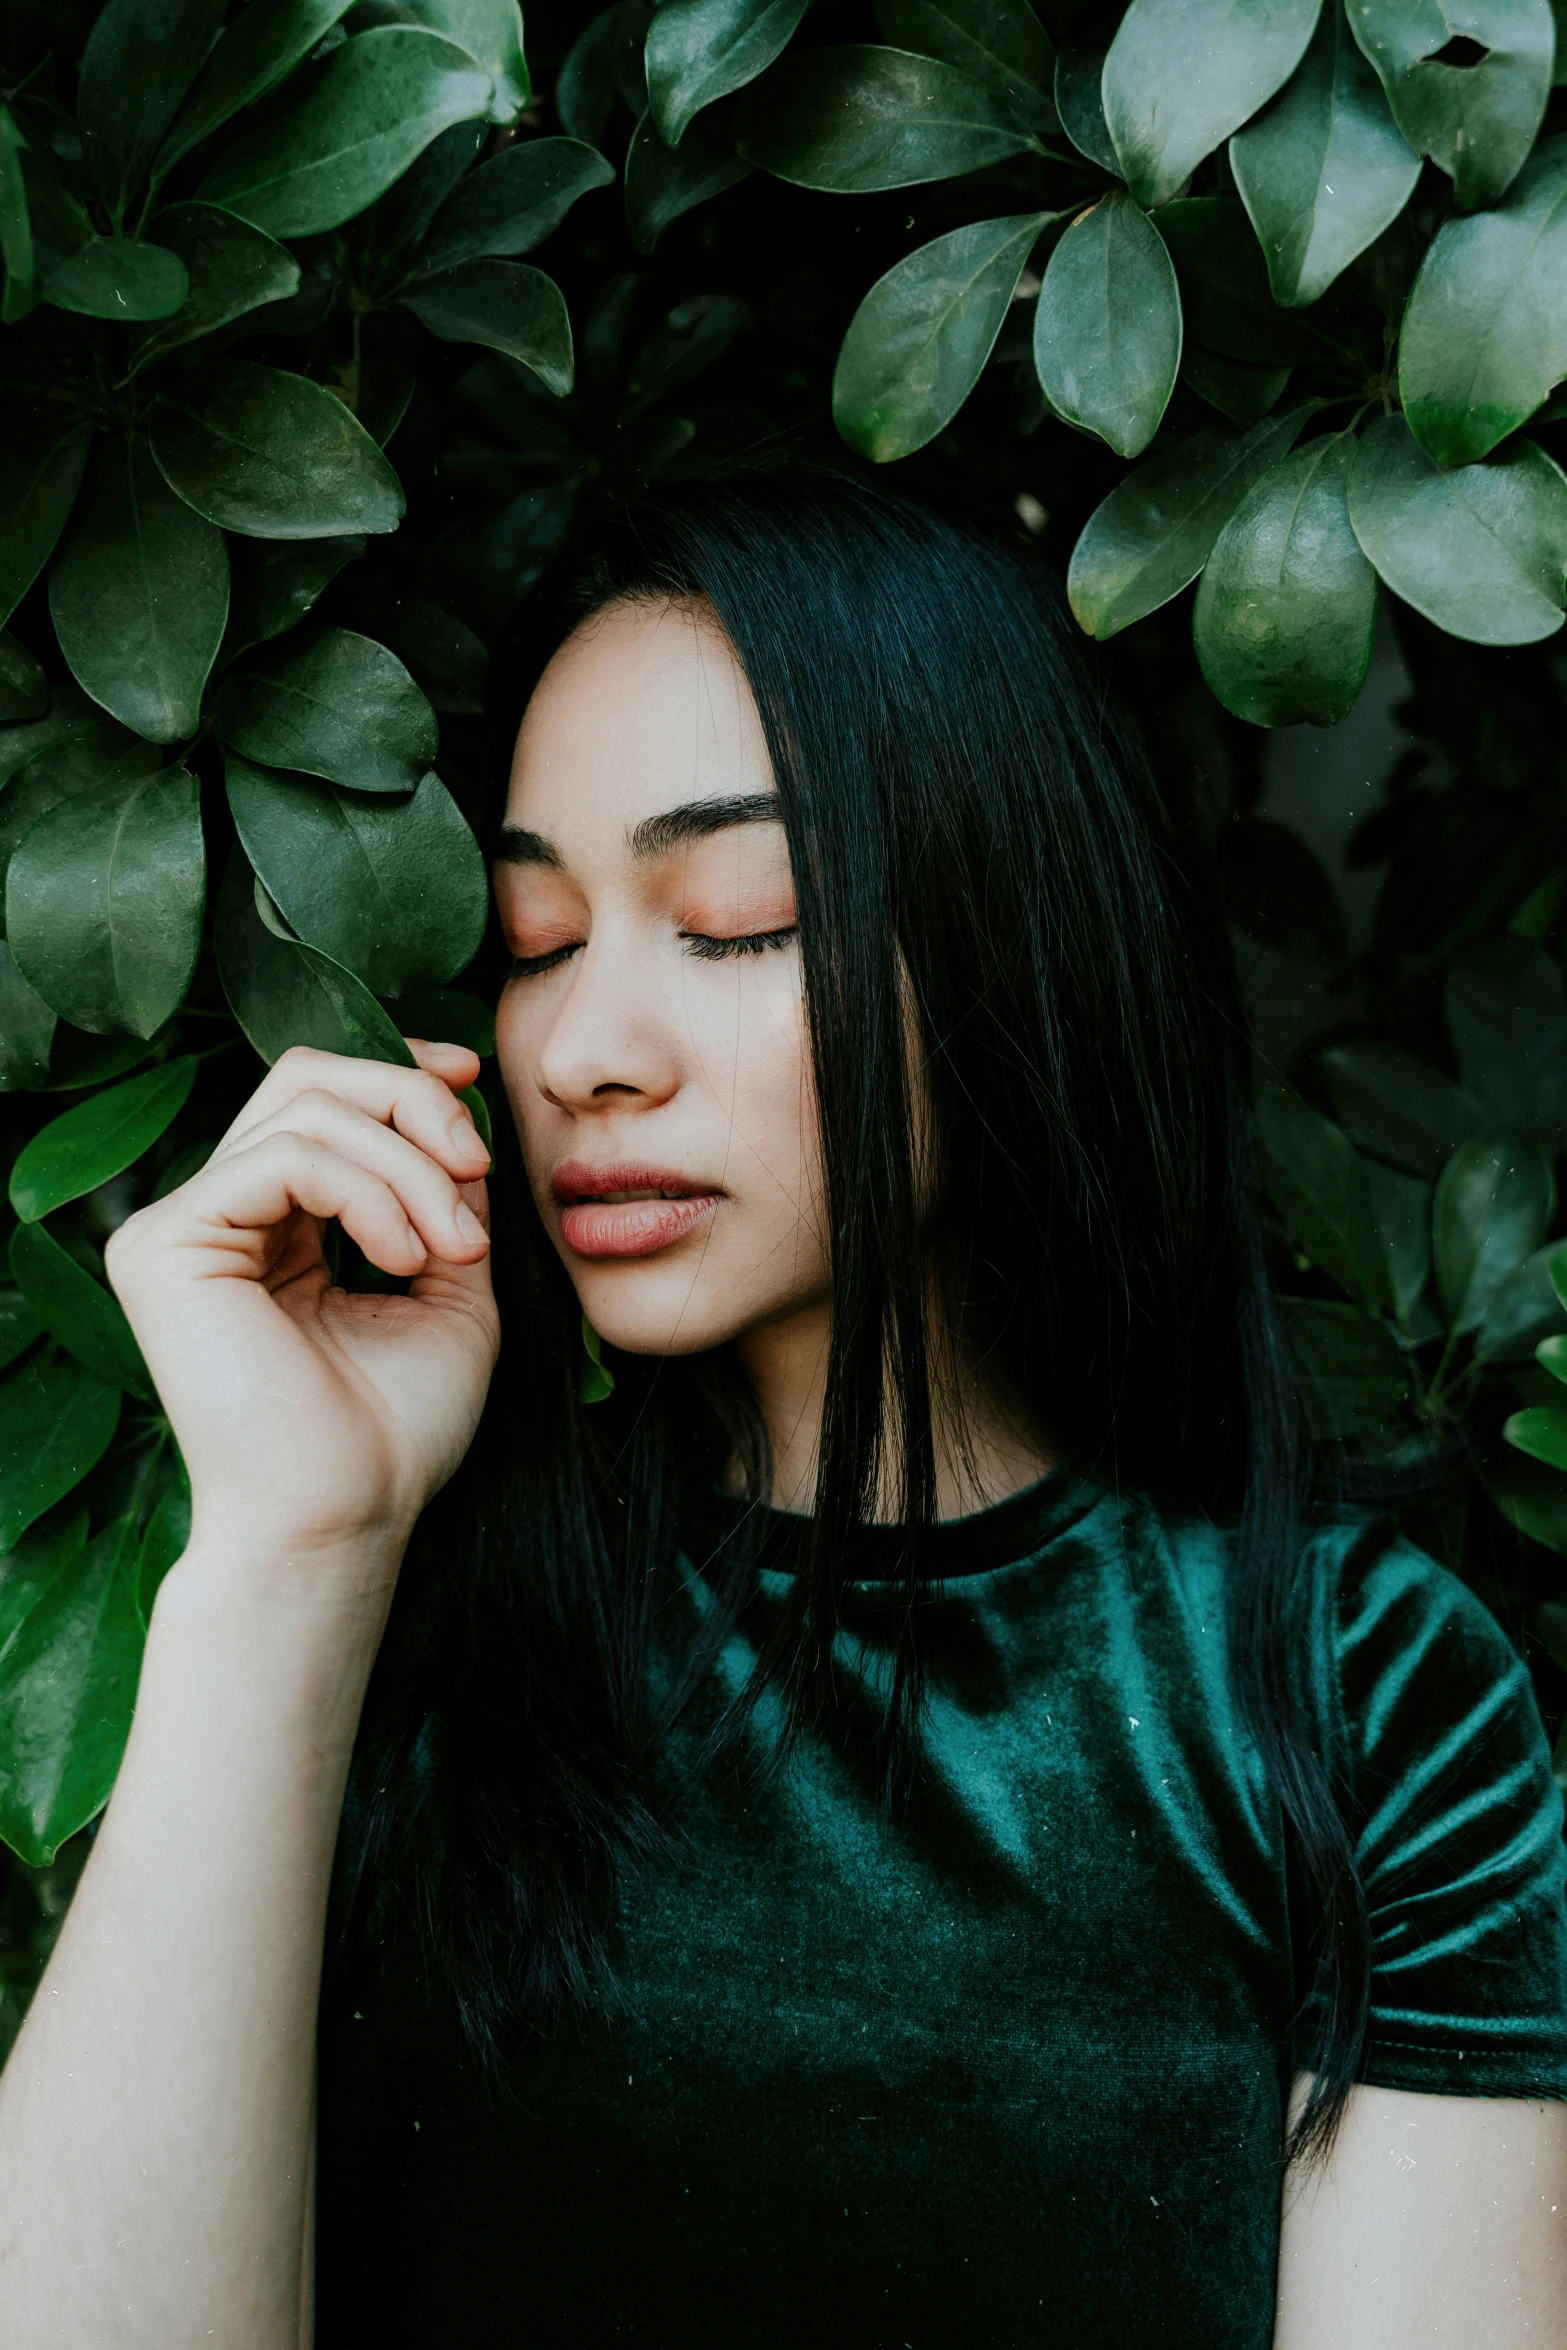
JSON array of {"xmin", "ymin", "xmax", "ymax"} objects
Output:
[{"xmin": 151, "ymin": 1527, "xmax": 410, "ymax": 1723}]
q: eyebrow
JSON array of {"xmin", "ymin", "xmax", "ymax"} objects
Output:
[{"xmin": 493, "ymin": 794, "xmax": 783, "ymax": 869}]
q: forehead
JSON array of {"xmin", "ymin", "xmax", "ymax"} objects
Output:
[{"xmin": 505, "ymin": 597, "xmax": 773, "ymax": 840}]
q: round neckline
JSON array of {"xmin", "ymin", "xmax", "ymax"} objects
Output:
[{"xmin": 692, "ymin": 1462, "xmax": 1099, "ymax": 1584}]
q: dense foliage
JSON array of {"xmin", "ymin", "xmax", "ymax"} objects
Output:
[{"xmin": 3, "ymin": 0, "xmax": 1567, "ymax": 2041}]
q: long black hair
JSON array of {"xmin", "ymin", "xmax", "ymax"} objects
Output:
[{"xmin": 334, "ymin": 462, "xmax": 1369, "ymax": 2172}]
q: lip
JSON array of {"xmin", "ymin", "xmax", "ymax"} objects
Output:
[{"xmin": 551, "ymin": 1160, "xmax": 725, "ymax": 1261}]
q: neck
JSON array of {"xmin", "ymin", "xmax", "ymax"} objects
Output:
[{"xmin": 733, "ymin": 1297, "xmax": 1055, "ymax": 1521}]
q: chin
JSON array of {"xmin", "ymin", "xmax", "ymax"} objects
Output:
[{"xmin": 567, "ymin": 1261, "xmax": 751, "ymax": 1358}]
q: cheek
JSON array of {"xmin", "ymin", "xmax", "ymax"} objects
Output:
[{"xmin": 693, "ymin": 970, "xmax": 820, "ymax": 1195}]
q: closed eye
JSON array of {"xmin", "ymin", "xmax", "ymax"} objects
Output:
[
  {"xmin": 509, "ymin": 943, "xmax": 581, "ymax": 977},
  {"xmin": 682, "ymin": 926, "xmax": 797, "ymax": 962}
]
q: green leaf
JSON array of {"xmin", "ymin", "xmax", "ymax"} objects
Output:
[
  {"xmin": 0, "ymin": 942, "xmax": 57, "ymax": 1091},
  {"xmin": 1230, "ymin": 0, "xmax": 1419, "ymax": 308},
  {"xmin": 1489, "ymin": 1461, "xmax": 1567, "ymax": 1555},
  {"xmin": 1446, "ymin": 939, "xmax": 1567, "ymax": 1154},
  {"xmin": 1399, "ymin": 135, "xmax": 1567, "ymax": 468},
  {"xmin": 645, "ymin": 0, "xmax": 808, "ymax": 146},
  {"xmin": 0, "ymin": 418, "xmax": 92, "ymax": 633},
  {"xmin": 0, "ymin": 1511, "xmax": 87, "ymax": 1663},
  {"xmin": 0, "ymin": 1512, "xmax": 144, "ymax": 1866},
  {"xmin": 1363, "ymin": 1158, "xmax": 1430, "ymax": 1323},
  {"xmin": 1181, "ymin": 348, "xmax": 1293, "ymax": 427},
  {"xmin": 1193, "ymin": 431, "xmax": 1376, "ymax": 727},
  {"xmin": 0, "ymin": 105, "xmax": 35, "ymax": 320},
  {"xmin": 219, "ymin": 535, "xmax": 364, "ymax": 666},
  {"xmin": 9, "ymin": 1058, "xmax": 198, "ymax": 1222},
  {"xmin": 77, "ymin": 0, "xmax": 226, "ymax": 221},
  {"xmin": 394, "ymin": 259, "xmax": 574, "ymax": 392},
  {"xmin": 1256, "ymin": 1084, "xmax": 1392, "ymax": 1311},
  {"xmin": 213, "ymin": 628, "xmax": 437, "ymax": 791},
  {"xmin": 834, "ymin": 211, "xmax": 1047, "ymax": 464},
  {"xmin": 414, "ymin": 136, "xmax": 614, "ymax": 273},
  {"xmin": 16, "ymin": 145, "xmax": 93, "ymax": 289},
  {"xmin": 9, "ymin": 1224, "xmax": 153, "ymax": 1401},
  {"xmin": 43, "ymin": 236, "xmax": 189, "ymax": 322},
  {"xmin": 1433, "ymin": 1129, "xmax": 1554, "ymax": 1332},
  {"xmin": 0, "ymin": 634, "xmax": 47, "ymax": 725},
  {"xmin": 49, "ymin": 436, "xmax": 228, "ymax": 743},
  {"xmin": 1067, "ymin": 402, "xmax": 1312, "ymax": 640},
  {"xmin": 1504, "ymin": 1405, "xmax": 1567, "ymax": 1475},
  {"xmin": 1540, "ymin": 1334, "xmax": 1567, "ymax": 1388},
  {"xmin": 556, "ymin": 3, "xmax": 642, "ymax": 146},
  {"xmin": 198, "ymin": 27, "xmax": 493, "ymax": 237},
  {"xmin": 874, "ymin": 0, "xmax": 1057, "ymax": 131},
  {"xmin": 155, "ymin": 0, "xmax": 358, "ymax": 180},
  {"xmin": 579, "ymin": 1313, "xmax": 615, "ymax": 1403},
  {"xmin": 0, "ymin": 1292, "xmax": 42, "ymax": 1377},
  {"xmin": 128, "ymin": 204, "xmax": 300, "ymax": 375},
  {"xmin": 150, "ymin": 359, "xmax": 405, "ymax": 540},
  {"xmin": 735, "ymin": 43, "xmax": 1042, "ymax": 191},
  {"xmin": 1319, "ymin": 1040, "xmax": 1486, "ymax": 1178},
  {"xmin": 225, "ymin": 755, "xmax": 486, "ymax": 994},
  {"xmin": 0, "ymin": 728, "xmax": 163, "ymax": 924},
  {"xmin": 1034, "ymin": 190, "xmax": 1181, "ymax": 461},
  {"xmin": 0, "ymin": 687, "xmax": 108, "ymax": 792},
  {"xmin": 624, "ymin": 105, "xmax": 752, "ymax": 254},
  {"xmin": 1054, "ymin": 38, "xmax": 1119, "ymax": 173},
  {"xmin": 135, "ymin": 1471, "xmax": 189, "ymax": 1628},
  {"xmin": 458, "ymin": 1080, "xmax": 491, "ymax": 1151},
  {"xmin": 1347, "ymin": 416, "xmax": 1567, "ymax": 648},
  {"xmin": 1103, "ymin": 0, "xmax": 1320, "ymax": 210},
  {"xmin": 214, "ymin": 851, "xmax": 417, "ymax": 1067},
  {"xmin": 1349, "ymin": 0, "xmax": 1552, "ymax": 210},
  {"xmin": 6, "ymin": 763, "xmax": 205, "ymax": 1040},
  {"xmin": 1476, "ymin": 1243, "xmax": 1567, "ymax": 1362},
  {"xmin": 0, "ymin": 1356, "xmax": 121, "ymax": 1554},
  {"xmin": 403, "ymin": 0, "xmax": 529, "ymax": 122},
  {"xmin": 1285, "ymin": 1297, "xmax": 1411, "ymax": 1439},
  {"xmin": 395, "ymin": 982, "xmax": 495, "ymax": 1056},
  {"xmin": 1155, "ymin": 198, "xmax": 1351, "ymax": 364}
]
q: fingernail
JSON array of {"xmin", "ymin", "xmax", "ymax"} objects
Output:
[{"xmin": 455, "ymin": 1204, "xmax": 488, "ymax": 1247}]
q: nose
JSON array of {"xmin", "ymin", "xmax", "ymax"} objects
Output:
[{"xmin": 531, "ymin": 931, "xmax": 681, "ymax": 1114}]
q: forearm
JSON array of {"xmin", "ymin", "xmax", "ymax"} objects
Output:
[{"xmin": 0, "ymin": 1539, "xmax": 395, "ymax": 2350}]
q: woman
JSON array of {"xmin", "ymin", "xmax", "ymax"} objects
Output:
[{"xmin": 0, "ymin": 470, "xmax": 1562, "ymax": 2348}]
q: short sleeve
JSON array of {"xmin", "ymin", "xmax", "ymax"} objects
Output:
[{"xmin": 1313, "ymin": 1520, "xmax": 1567, "ymax": 2101}]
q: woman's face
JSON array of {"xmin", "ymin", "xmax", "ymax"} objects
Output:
[{"xmin": 493, "ymin": 597, "xmax": 829, "ymax": 1357}]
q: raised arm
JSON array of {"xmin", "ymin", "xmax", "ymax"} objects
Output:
[{"xmin": 0, "ymin": 1043, "xmax": 498, "ymax": 2349}]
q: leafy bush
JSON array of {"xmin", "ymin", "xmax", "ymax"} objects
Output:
[{"xmin": 3, "ymin": 0, "xmax": 1567, "ymax": 2004}]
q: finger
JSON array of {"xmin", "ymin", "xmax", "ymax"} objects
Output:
[
  {"xmin": 225, "ymin": 1093, "xmax": 489, "ymax": 1265},
  {"xmin": 409, "ymin": 1174, "xmax": 495, "ymax": 1309},
  {"xmin": 146, "ymin": 1133, "xmax": 438, "ymax": 1282},
  {"xmin": 214, "ymin": 1046, "xmax": 491, "ymax": 1174},
  {"xmin": 406, "ymin": 1038, "xmax": 482, "ymax": 1086}
]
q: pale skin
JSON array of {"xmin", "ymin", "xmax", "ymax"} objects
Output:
[{"xmin": 0, "ymin": 598, "xmax": 1557, "ymax": 2347}]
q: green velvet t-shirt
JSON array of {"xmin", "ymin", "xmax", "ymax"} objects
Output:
[{"xmin": 315, "ymin": 1473, "xmax": 1567, "ymax": 2347}]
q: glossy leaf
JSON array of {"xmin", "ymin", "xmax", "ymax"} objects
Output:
[
  {"xmin": 1489, "ymin": 1463, "xmax": 1567, "ymax": 1556},
  {"xmin": 1231, "ymin": 0, "xmax": 1419, "ymax": 308},
  {"xmin": 220, "ymin": 535, "xmax": 365, "ymax": 664},
  {"xmin": 198, "ymin": 28, "xmax": 493, "ymax": 238},
  {"xmin": 43, "ymin": 236, "xmax": 189, "ymax": 321},
  {"xmin": 1193, "ymin": 431, "xmax": 1376, "ymax": 727},
  {"xmin": 735, "ymin": 44, "xmax": 1042, "ymax": 190},
  {"xmin": 0, "ymin": 1293, "xmax": 42, "ymax": 1378},
  {"xmin": 1256, "ymin": 1084, "xmax": 1392, "ymax": 1311},
  {"xmin": 404, "ymin": 0, "xmax": 529, "ymax": 122},
  {"xmin": 128, "ymin": 204, "xmax": 300, "ymax": 374},
  {"xmin": 0, "ymin": 418, "xmax": 91, "ymax": 631},
  {"xmin": 1446, "ymin": 939, "xmax": 1567, "ymax": 1153},
  {"xmin": 1504, "ymin": 1406, "xmax": 1567, "ymax": 1475},
  {"xmin": 0, "ymin": 943, "xmax": 56, "ymax": 1091},
  {"xmin": 0, "ymin": 1512, "xmax": 86, "ymax": 1662},
  {"xmin": 0, "ymin": 729, "xmax": 163, "ymax": 921},
  {"xmin": 1034, "ymin": 191, "xmax": 1180, "ymax": 461},
  {"xmin": 0, "ymin": 105, "xmax": 34, "ymax": 320},
  {"xmin": 1399, "ymin": 135, "xmax": 1567, "ymax": 467},
  {"xmin": 1285, "ymin": 1298, "xmax": 1410, "ymax": 1439},
  {"xmin": 0, "ymin": 1512, "xmax": 143, "ymax": 1866},
  {"xmin": 1181, "ymin": 349, "xmax": 1293, "ymax": 426},
  {"xmin": 835, "ymin": 212, "xmax": 1047, "ymax": 464},
  {"xmin": 1433, "ymin": 1130, "xmax": 1554, "ymax": 1332},
  {"xmin": 395, "ymin": 259, "xmax": 574, "ymax": 392},
  {"xmin": 7, "ymin": 763, "xmax": 205, "ymax": 1040},
  {"xmin": 415, "ymin": 137, "xmax": 614, "ymax": 273},
  {"xmin": 9, "ymin": 1058, "xmax": 198, "ymax": 1222},
  {"xmin": 580, "ymin": 1313, "xmax": 615, "ymax": 1403},
  {"xmin": 1475, "ymin": 1244, "xmax": 1567, "ymax": 1363},
  {"xmin": 396, "ymin": 983, "xmax": 495, "ymax": 1057},
  {"xmin": 1155, "ymin": 198, "xmax": 1351, "ymax": 364},
  {"xmin": 1319, "ymin": 1040, "xmax": 1486, "ymax": 1178},
  {"xmin": 875, "ymin": 0, "xmax": 1057, "ymax": 130},
  {"xmin": 647, "ymin": 0, "xmax": 810, "ymax": 146},
  {"xmin": 9, "ymin": 1223, "xmax": 153, "ymax": 1401},
  {"xmin": 1349, "ymin": 0, "xmax": 1552, "ymax": 209},
  {"xmin": 1103, "ymin": 0, "xmax": 1320, "ymax": 209},
  {"xmin": 151, "ymin": 359, "xmax": 405, "ymax": 539},
  {"xmin": 49, "ymin": 437, "xmax": 228, "ymax": 743},
  {"xmin": 0, "ymin": 635, "xmax": 47, "ymax": 725},
  {"xmin": 77, "ymin": 0, "xmax": 226, "ymax": 220},
  {"xmin": 624, "ymin": 106, "xmax": 752, "ymax": 253},
  {"xmin": 213, "ymin": 628, "xmax": 436, "ymax": 791},
  {"xmin": 214, "ymin": 851, "xmax": 418, "ymax": 1067},
  {"xmin": 1346, "ymin": 416, "xmax": 1567, "ymax": 647},
  {"xmin": 136, "ymin": 1472, "xmax": 190, "ymax": 1628},
  {"xmin": 0, "ymin": 1356, "xmax": 120, "ymax": 1555},
  {"xmin": 154, "ymin": 0, "xmax": 358, "ymax": 179},
  {"xmin": 225, "ymin": 755, "xmax": 487, "ymax": 994},
  {"xmin": 1364, "ymin": 1159, "xmax": 1431, "ymax": 1324},
  {"xmin": 556, "ymin": 3, "xmax": 643, "ymax": 145},
  {"xmin": 1067, "ymin": 403, "xmax": 1312, "ymax": 640},
  {"xmin": 1054, "ymin": 39, "xmax": 1118, "ymax": 173}
]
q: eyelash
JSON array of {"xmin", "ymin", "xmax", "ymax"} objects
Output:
[{"xmin": 509, "ymin": 926, "xmax": 797, "ymax": 978}]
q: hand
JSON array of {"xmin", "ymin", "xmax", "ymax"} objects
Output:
[{"xmin": 106, "ymin": 1041, "xmax": 501, "ymax": 1595}]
